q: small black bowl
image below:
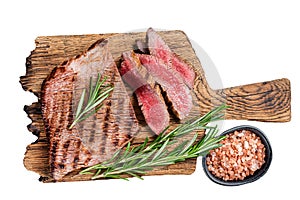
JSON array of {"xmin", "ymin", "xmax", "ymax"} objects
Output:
[{"xmin": 202, "ymin": 125, "xmax": 272, "ymax": 186}]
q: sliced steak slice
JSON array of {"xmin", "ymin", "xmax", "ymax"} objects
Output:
[
  {"xmin": 137, "ymin": 54, "xmax": 193, "ymax": 120},
  {"xmin": 41, "ymin": 39, "xmax": 139, "ymax": 181},
  {"xmin": 147, "ymin": 28, "xmax": 195, "ymax": 88},
  {"xmin": 120, "ymin": 51, "xmax": 169, "ymax": 135}
]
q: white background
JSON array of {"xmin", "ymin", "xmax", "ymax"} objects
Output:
[{"xmin": 1, "ymin": 0, "xmax": 299, "ymax": 199}]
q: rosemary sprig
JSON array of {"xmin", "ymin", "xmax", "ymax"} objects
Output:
[
  {"xmin": 69, "ymin": 74, "xmax": 114, "ymax": 129},
  {"xmin": 80, "ymin": 104, "xmax": 228, "ymax": 180}
]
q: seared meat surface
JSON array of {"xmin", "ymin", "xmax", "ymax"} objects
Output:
[{"xmin": 41, "ymin": 39, "xmax": 139, "ymax": 180}]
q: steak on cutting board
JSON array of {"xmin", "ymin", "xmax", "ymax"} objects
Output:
[{"xmin": 41, "ymin": 39, "xmax": 139, "ymax": 181}]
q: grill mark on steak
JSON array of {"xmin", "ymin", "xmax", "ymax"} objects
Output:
[
  {"xmin": 88, "ymin": 123, "xmax": 96, "ymax": 143},
  {"xmin": 103, "ymin": 69, "xmax": 129, "ymax": 147},
  {"xmin": 72, "ymin": 140, "xmax": 81, "ymax": 169},
  {"xmin": 100, "ymin": 100, "xmax": 111, "ymax": 154},
  {"xmin": 50, "ymin": 140, "xmax": 58, "ymax": 173},
  {"xmin": 73, "ymin": 155, "xmax": 79, "ymax": 169},
  {"xmin": 61, "ymin": 140, "xmax": 71, "ymax": 166},
  {"xmin": 100, "ymin": 133, "xmax": 108, "ymax": 155},
  {"xmin": 83, "ymin": 148, "xmax": 92, "ymax": 166},
  {"xmin": 41, "ymin": 39, "xmax": 139, "ymax": 180}
]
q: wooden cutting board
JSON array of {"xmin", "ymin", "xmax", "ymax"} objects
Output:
[{"xmin": 20, "ymin": 30, "xmax": 291, "ymax": 182}]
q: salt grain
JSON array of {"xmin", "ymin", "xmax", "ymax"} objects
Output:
[{"xmin": 244, "ymin": 141, "xmax": 249, "ymax": 149}]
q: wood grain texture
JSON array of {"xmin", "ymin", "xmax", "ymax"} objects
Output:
[{"xmin": 20, "ymin": 30, "xmax": 291, "ymax": 182}]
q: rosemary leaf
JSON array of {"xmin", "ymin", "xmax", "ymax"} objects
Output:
[
  {"xmin": 178, "ymin": 133, "xmax": 198, "ymax": 155},
  {"xmin": 126, "ymin": 172, "xmax": 144, "ymax": 180},
  {"xmin": 152, "ymin": 138, "xmax": 170, "ymax": 161},
  {"xmin": 75, "ymin": 89, "xmax": 86, "ymax": 118}
]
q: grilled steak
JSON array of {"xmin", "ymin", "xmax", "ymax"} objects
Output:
[
  {"xmin": 41, "ymin": 39, "xmax": 139, "ymax": 181},
  {"xmin": 137, "ymin": 54, "xmax": 193, "ymax": 120},
  {"xmin": 120, "ymin": 51, "xmax": 169, "ymax": 135},
  {"xmin": 146, "ymin": 28, "xmax": 195, "ymax": 89}
]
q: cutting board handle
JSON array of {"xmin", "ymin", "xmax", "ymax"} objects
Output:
[{"xmin": 216, "ymin": 78, "xmax": 291, "ymax": 122}]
